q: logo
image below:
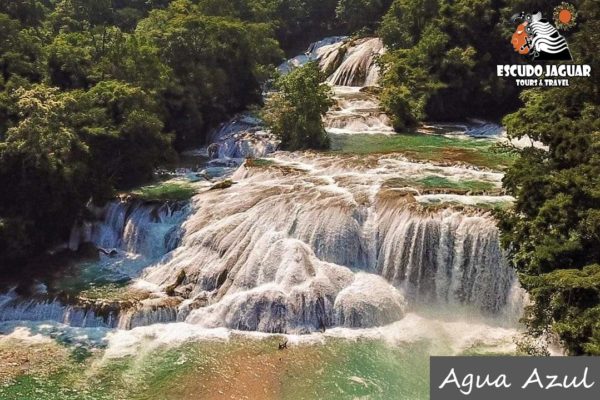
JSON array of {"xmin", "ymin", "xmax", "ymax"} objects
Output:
[
  {"xmin": 510, "ymin": 5, "xmax": 576, "ymax": 61},
  {"xmin": 497, "ymin": 3, "xmax": 591, "ymax": 87}
]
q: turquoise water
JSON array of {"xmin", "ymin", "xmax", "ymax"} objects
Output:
[{"xmin": 0, "ymin": 313, "xmax": 517, "ymax": 400}]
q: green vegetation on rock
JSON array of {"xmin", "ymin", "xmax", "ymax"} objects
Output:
[
  {"xmin": 128, "ymin": 181, "xmax": 197, "ymax": 202},
  {"xmin": 246, "ymin": 158, "xmax": 276, "ymax": 168},
  {"xmin": 417, "ymin": 176, "xmax": 496, "ymax": 192}
]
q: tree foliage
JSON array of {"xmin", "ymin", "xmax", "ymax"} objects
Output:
[
  {"xmin": 137, "ymin": 4, "xmax": 282, "ymax": 149},
  {"xmin": 335, "ymin": 0, "xmax": 393, "ymax": 32},
  {"xmin": 262, "ymin": 63, "xmax": 333, "ymax": 150},
  {"xmin": 378, "ymin": 0, "xmax": 519, "ymax": 129},
  {"xmin": 498, "ymin": 0, "xmax": 600, "ymax": 355},
  {"xmin": 0, "ymin": 0, "xmax": 290, "ymax": 265},
  {"xmin": 1, "ymin": 0, "xmax": 366, "ymax": 265}
]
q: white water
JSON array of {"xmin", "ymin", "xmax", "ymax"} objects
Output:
[
  {"xmin": 133, "ymin": 150, "xmax": 520, "ymax": 333},
  {"xmin": 0, "ymin": 291, "xmax": 118, "ymax": 328},
  {"xmin": 0, "ymin": 200, "xmax": 191, "ymax": 328},
  {"xmin": 325, "ymin": 86, "xmax": 394, "ymax": 134},
  {"xmin": 206, "ymin": 114, "xmax": 279, "ymax": 160},
  {"xmin": 117, "ymin": 37, "xmax": 522, "ymax": 334},
  {"xmin": 70, "ymin": 200, "xmax": 191, "ymax": 260},
  {"xmin": 279, "ymin": 37, "xmax": 393, "ymax": 136},
  {"xmin": 419, "ymin": 121, "xmax": 505, "ymax": 139},
  {"xmin": 326, "ymin": 38, "xmax": 384, "ymax": 87},
  {"xmin": 278, "ymin": 36, "xmax": 347, "ymax": 75}
]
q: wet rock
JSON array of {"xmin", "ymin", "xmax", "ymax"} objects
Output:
[{"xmin": 210, "ymin": 179, "xmax": 235, "ymax": 190}]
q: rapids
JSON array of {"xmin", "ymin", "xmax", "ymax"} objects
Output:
[
  {"xmin": 120, "ymin": 37, "xmax": 521, "ymax": 333},
  {"xmin": 0, "ymin": 35, "xmax": 528, "ymax": 399},
  {"xmin": 280, "ymin": 36, "xmax": 392, "ymax": 136},
  {"xmin": 83, "ymin": 200, "xmax": 190, "ymax": 259},
  {"xmin": 206, "ymin": 114, "xmax": 279, "ymax": 160},
  {"xmin": 325, "ymin": 86, "xmax": 394, "ymax": 134}
]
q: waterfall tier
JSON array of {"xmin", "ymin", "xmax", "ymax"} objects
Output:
[
  {"xmin": 0, "ymin": 200, "xmax": 192, "ymax": 329},
  {"xmin": 206, "ymin": 114, "xmax": 279, "ymax": 160},
  {"xmin": 0, "ymin": 36, "xmax": 522, "ymax": 335},
  {"xmin": 138, "ymin": 152, "xmax": 520, "ymax": 333},
  {"xmin": 325, "ymin": 38, "xmax": 384, "ymax": 87},
  {"xmin": 324, "ymin": 86, "xmax": 394, "ymax": 134},
  {"xmin": 70, "ymin": 200, "xmax": 190, "ymax": 260},
  {"xmin": 278, "ymin": 37, "xmax": 384, "ymax": 88}
]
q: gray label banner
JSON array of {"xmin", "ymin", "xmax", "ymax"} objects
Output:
[{"xmin": 431, "ymin": 357, "xmax": 600, "ymax": 400}]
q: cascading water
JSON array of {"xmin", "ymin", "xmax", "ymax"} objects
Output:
[
  {"xmin": 0, "ymin": 35, "xmax": 531, "ymax": 399},
  {"xmin": 202, "ymin": 37, "xmax": 392, "ymax": 165},
  {"xmin": 279, "ymin": 37, "xmax": 393, "ymax": 135},
  {"xmin": 206, "ymin": 114, "xmax": 279, "ymax": 160},
  {"xmin": 375, "ymin": 206, "xmax": 512, "ymax": 313},
  {"xmin": 0, "ymin": 291, "xmax": 117, "ymax": 328},
  {"xmin": 137, "ymin": 151, "xmax": 520, "ymax": 333},
  {"xmin": 325, "ymin": 86, "xmax": 394, "ymax": 134},
  {"xmin": 325, "ymin": 37, "xmax": 384, "ymax": 87},
  {"xmin": 0, "ymin": 200, "xmax": 191, "ymax": 328},
  {"xmin": 87, "ymin": 200, "xmax": 190, "ymax": 259}
]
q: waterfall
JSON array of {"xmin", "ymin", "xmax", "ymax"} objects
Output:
[
  {"xmin": 206, "ymin": 113, "xmax": 279, "ymax": 160},
  {"xmin": 0, "ymin": 290, "xmax": 186, "ymax": 329},
  {"xmin": 278, "ymin": 36, "xmax": 347, "ymax": 75},
  {"xmin": 116, "ymin": 297, "xmax": 183, "ymax": 330},
  {"xmin": 1, "ymin": 36, "xmax": 523, "ymax": 336},
  {"xmin": 164, "ymin": 235, "xmax": 406, "ymax": 333},
  {"xmin": 0, "ymin": 291, "xmax": 118, "ymax": 328},
  {"xmin": 418, "ymin": 121, "xmax": 505, "ymax": 138},
  {"xmin": 213, "ymin": 37, "xmax": 392, "ymax": 161},
  {"xmin": 375, "ymin": 206, "xmax": 512, "ymax": 313},
  {"xmin": 278, "ymin": 36, "xmax": 384, "ymax": 88},
  {"xmin": 325, "ymin": 38, "xmax": 384, "ymax": 87},
  {"xmin": 72, "ymin": 200, "xmax": 191, "ymax": 259},
  {"xmin": 0, "ymin": 199, "xmax": 192, "ymax": 328},
  {"xmin": 138, "ymin": 152, "xmax": 520, "ymax": 333}
]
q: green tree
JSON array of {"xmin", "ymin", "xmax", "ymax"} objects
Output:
[
  {"xmin": 76, "ymin": 80, "xmax": 173, "ymax": 190},
  {"xmin": 378, "ymin": 0, "xmax": 519, "ymax": 128},
  {"xmin": 0, "ymin": 0, "xmax": 49, "ymax": 27},
  {"xmin": 0, "ymin": 80, "xmax": 172, "ymax": 263},
  {"xmin": 499, "ymin": 0, "xmax": 600, "ymax": 355},
  {"xmin": 0, "ymin": 0, "xmax": 291, "ymax": 266},
  {"xmin": 262, "ymin": 62, "xmax": 333, "ymax": 150},
  {"xmin": 0, "ymin": 85, "xmax": 91, "ymax": 260},
  {"xmin": 336, "ymin": 0, "xmax": 393, "ymax": 32},
  {"xmin": 0, "ymin": 14, "xmax": 44, "ymax": 83},
  {"xmin": 379, "ymin": 23, "xmax": 448, "ymax": 129},
  {"xmin": 379, "ymin": 0, "xmax": 439, "ymax": 49},
  {"xmin": 137, "ymin": 2, "xmax": 281, "ymax": 149}
]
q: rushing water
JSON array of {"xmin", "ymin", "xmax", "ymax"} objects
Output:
[
  {"xmin": 0, "ymin": 36, "xmax": 524, "ymax": 399},
  {"xmin": 0, "ymin": 200, "xmax": 191, "ymax": 329}
]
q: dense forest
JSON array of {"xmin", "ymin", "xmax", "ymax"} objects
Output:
[
  {"xmin": 0, "ymin": 0, "xmax": 599, "ymax": 355},
  {"xmin": 499, "ymin": 0, "xmax": 600, "ymax": 355}
]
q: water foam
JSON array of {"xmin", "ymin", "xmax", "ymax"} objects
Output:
[{"xmin": 137, "ymin": 151, "xmax": 520, "ymax": 333}]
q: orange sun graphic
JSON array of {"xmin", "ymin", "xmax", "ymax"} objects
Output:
[
  {"xmin": 559, "ymin": 9, "xmax": 572, "ymax": 24},
  {"xmin": 553, "ymin": 2, "xmax": 577, "ymax": 30}
]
